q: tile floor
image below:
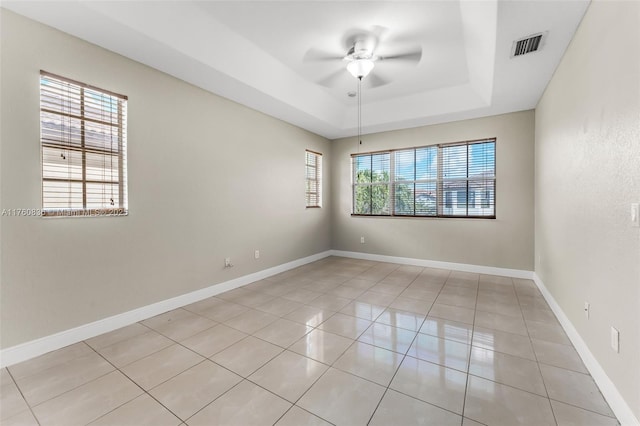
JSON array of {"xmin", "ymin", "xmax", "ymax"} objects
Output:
[{"xmin": 0, "ymin": 256, "xmax": 619, "ymax": 425}]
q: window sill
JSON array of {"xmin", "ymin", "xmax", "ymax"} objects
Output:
[{"xmin": 350, "ymin": 214, "xmax": 495, "ymax": 220}]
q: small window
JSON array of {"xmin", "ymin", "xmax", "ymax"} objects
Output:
[
  {"xmin": 456, "ymin": 191, "xmax": 467, "ymax": 207},
  {"xmin": 305, "ymin": 150, "xmax": 322, "ymax": 208},
  {"xmin": 481, "ymin": 190, "xmax": 491, "ymax": 208},
  {"xmin": 445, "ymin": 192, "xmax": 453, "ymax": 208},
  {"xmin": 40, "ymin": 71, "xmax": 128, "ymax": 217}
]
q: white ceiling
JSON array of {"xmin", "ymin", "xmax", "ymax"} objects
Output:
[{"xmin": 3, "ymin": 1, "xmax": 590, "ymax": 139}]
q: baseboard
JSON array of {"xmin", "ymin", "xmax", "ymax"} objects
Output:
[
  {"xmin": 330, "ymin": 250, "xmax": 534, "ymax": 279},
  {"xmin": 532, "ymin": 273, "xmax": 639, "ymax": 426},
  {"xmin": 0, "ymin": 250, "xmax": 332, "ymax": 368}
]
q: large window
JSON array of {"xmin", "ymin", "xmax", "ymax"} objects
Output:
[
  {"xmin": 40, "ymin": 71, "xmax": 128, "ymax": 217},
  {"xmin": 352, "ymin": 139, "xmax": 495, "ymax": 218},
  {"xmin": 305, "ymin": 150, "xmax": 322, "ymax": 208}
]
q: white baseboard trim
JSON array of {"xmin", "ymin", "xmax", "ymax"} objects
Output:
[
  {"xmin": 532, "ymin": 273, "xmax": 639, "ymax": 426},
  {"xmin": 330, "ymin": 250, "xmax": 534, "ymax": 279},
  {"xmin": 0, "ymin": 250, "xmax": 332, "ymax": 368}
]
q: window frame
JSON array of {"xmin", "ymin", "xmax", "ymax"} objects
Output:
[
  {"xmin": 40, "ymin": 71, "xmax": 128, "ymax": 218},
  {"xmin": 352, "ymin": 152, "xmax": 391, "ymax": 215},
  {"xmin": 351, "ymin": 138, "xmax": 496, "ymax": 219},
  {"xmin": 305, "ymin": 149, "xmax": 322, "ymax": 208}
]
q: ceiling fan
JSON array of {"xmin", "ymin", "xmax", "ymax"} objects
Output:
[{"xmin": 304, "ymin": 26, "xmax": 422, "ymax": 88}]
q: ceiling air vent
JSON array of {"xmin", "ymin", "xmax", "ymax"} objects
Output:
[{"xmin": 511, "ymin": 32, "xmax": 545, "ymax": 57}]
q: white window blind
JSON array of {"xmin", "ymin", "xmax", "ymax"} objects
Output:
[
  {"xmin": 40, "ymin": 71, "xmax": 128, "ymax": 217},
  {"xmin": 352, "ymin": 139, "xmax": 495, "ymax": 218},
  {"xmin": 394, "ymin": 146, "xmax": 438, "ymax": 216},
  {"xmin": 439, "ymin": 140, "xmax": 495, "ymax": 217},
  {"xmin": 305, "ymin": 150, "xmax": 322, "ymax": 208}
]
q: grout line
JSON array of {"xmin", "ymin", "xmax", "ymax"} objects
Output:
[
  {"xmin": 514, "ymin": 277, "xmax": 559, "ymax": 426},
  {"xmin": 7, "ymin": 258, "xmax": 618, "ymax": 426},
  {"xmin": 182, "ymin": 378, "xmax": 247, "ymax": 424},
  {"xmin": 546, "ymin": 397, "xmax": 621, "ymax": 420},
  {"xmin": 4, "ymin": 367, "xmax": 43, "ymax": 426},
  {"xmin": 365, "ymin": 268, "xmax": 453, "ymax": 425},
  {"xmin": 458, "ymin": 271, "xmax": 479, "ymax": 424},
  {"xmin": 275, "ymin": 259, "xmax": 385, "ymax": 424},
  {"xmin": 283, "ymin": 260, "xmax": 384, "ymax": 424},
  {"xmin": 93, "ymin": 307, "xmax": 288, "ymax": 424},
  {"xmin": 87, "ymin": 349, "xmax": 183, "ymax": 423}
]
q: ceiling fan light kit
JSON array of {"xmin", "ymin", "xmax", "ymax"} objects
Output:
[{"xmin": 347, "ymin": 58, "xmax": 375, "ymax": 80}]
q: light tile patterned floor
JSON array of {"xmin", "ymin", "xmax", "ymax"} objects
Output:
[{"xmin": 0, "ymin": 257, "xmax": 619, "ymax": 425}]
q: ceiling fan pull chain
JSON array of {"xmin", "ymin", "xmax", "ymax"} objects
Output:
[{"xmin": 358, "ymin": 77, "xmax": 362, "ymax": 146}]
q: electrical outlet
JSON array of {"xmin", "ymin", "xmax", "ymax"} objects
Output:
[
  {"xmin": 632, "ymin": 203, "xmax": 639, "ymax": 227},
  {"xmin": 360, "ymin": 236, "xmax": 365, "ymax": 244},
  {"xmin": 224, "ymin": 257, "xmax": 232, "ymax": 268},
  {"xmin": 611, "ymin": 326, "xmax": 620, "ymax": 353},
  {"xmin": 254, "ymin": 250, "xmax": 260, "ymax": 259},
  {"xmin": 584, "ymin": 302, "xmax": 590, "ymax": 319}
]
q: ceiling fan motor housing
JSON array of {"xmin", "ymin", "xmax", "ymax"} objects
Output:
[{"xmin": 345, "ymin": 38, "xmax": 376, "ymax": 61}]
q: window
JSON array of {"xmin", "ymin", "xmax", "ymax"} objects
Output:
[
  {"xmin": 393, "ymin": 147, "xmax": 437, "ymax": 216},
  {"xmin": 40, "ymin": 71, "xmax": 128, "ymax": 217},
  {"xmin": 440, "ymin": 140, "xmax": 495, "ymax": 217},
  {"xmin": 353, "ymin": 153, "xmax": 390, "ymax": 214},
  {"xmin": 352, "ymin": 139, "xmax": 495, "ymax": 218},
  {"xmin": 305, "ymin": 150, "xmax": 322, "ymax": 208}
]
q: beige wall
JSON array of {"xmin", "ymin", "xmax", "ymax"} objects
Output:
[
  {"xmin": 0, "ymin": 10, "xmax": 331, "ymax": 348},
  {"xmin": 330, "ymin": 111, "xmax": 535, "ymax": 271},
  {"xmin": 535, "ymin": 0, "xmax": 640, "ymax": 419}
]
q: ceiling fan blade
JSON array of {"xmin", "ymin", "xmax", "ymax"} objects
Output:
[
  {"xmin": 365, "ymin": 73, "xmax": 391, "ymax": 89},
  {"xmin": 317, "ymin": 68, "xmax": 347, "ymax": 87},
  {"xmin": 303, "ymin": 48, "xmax": 344, "ymax": 63},
  {"xmin": 379, "ymin": 49, "xmax": 422, "ymax": 64},
  {"xmin": 371, "ymin": 25, "xmax": 390, "ymax": 42}
]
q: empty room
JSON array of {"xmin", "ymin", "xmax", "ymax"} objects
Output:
[{"xmin": 0, "ymin": 1, "xmax": 638, "ymax": 425}]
